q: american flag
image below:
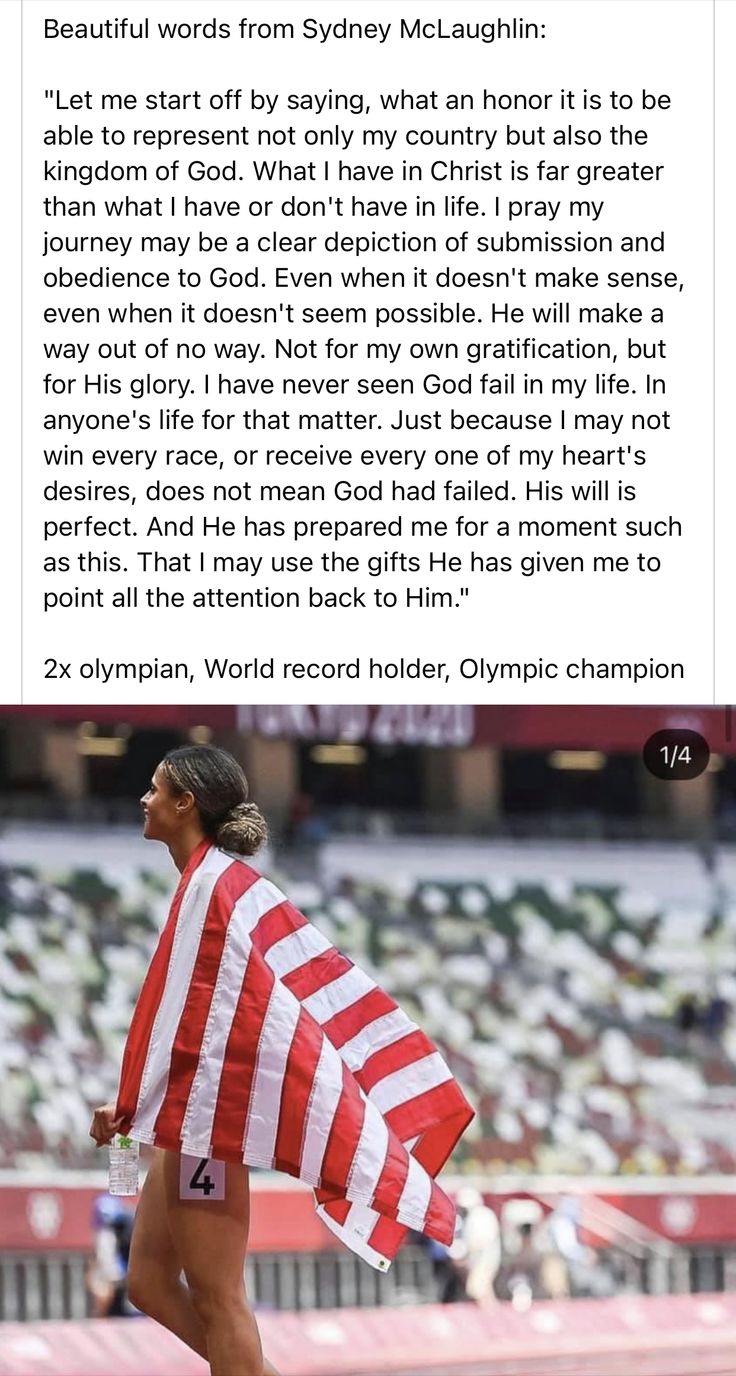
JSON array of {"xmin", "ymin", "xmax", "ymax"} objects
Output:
[{"xmin": 116, "ymin": 840, "xmax": 475, "ymax": 1270}]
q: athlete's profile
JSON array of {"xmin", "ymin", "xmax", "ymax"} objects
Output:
[{"xmin": 89, "ymin": 744, "xmax": 473, "ymax": 1375}]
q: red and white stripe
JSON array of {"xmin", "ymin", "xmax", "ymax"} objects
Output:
[{"xmin": 117, "ymin": 841, "xmax": 474, "ymax": 1270}]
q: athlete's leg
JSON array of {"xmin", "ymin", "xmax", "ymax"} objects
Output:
[
  {"xmin": 128, "ymin": 1149, "xmax": 282, "ymax": 1375},
  {"xmin": 127, "ymin": 1147, "xmax": 208, "ymax": 1359},
  {"xmin": 162, "ymin": 1149, "xmax": 273, "ymax": 1376}
]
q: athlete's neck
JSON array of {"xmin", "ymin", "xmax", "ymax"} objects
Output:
[{"xmin": 169, "ymin": 828, "xmax": 208, "ymax": 875}]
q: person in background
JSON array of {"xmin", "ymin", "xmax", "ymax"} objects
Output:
[
  {"xmin": 675, "ymin": 994, "xmax": 699, "ymax": 1039},
  {"xmin": 544, "ymin": 1196, "xmax": 616, "ymax": 1298},
  {"xmin": 409, "ymin": 1228, "xmax": 466, "ymax": 1303},
  {"xmin": 496, "ymin": 1219, "xmax": 546, "ymax": 1308},
  {"xmin": 86, "ymin": 1194, "xmax": 137, "ymax": 1317},
  {"xmin": 543, "ymin": 1196, "xmax": 588, "ymax": 1298},
  {"xmin": 448, "ymin": 1186, "xmax": 502, "ymax": 1306},
  {"xmin": 703, "ymin": 989, "xmax": 730, "ymax": 1042}
]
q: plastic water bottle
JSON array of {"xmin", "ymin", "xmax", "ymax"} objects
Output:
[{"xmin": 108, "ymin": 1134, "xmax": 140, "ymax": 1196}]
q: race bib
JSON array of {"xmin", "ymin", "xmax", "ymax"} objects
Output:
[{"xmin": 179, "ymin": 1154, "xmax": 226, "ymax": 1201}]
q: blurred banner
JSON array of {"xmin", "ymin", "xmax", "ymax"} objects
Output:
[
  {"xmin": 1, "ymin": 704, "xmax": 733, "ymax": 752},
  {"xmin": 4, "ymin": 1296, "xmax": 736, "ymax": 1376},
  {"xmin": 7, "ymin": 1179, "xmax": 736, "ymax": 1252},
  {"xmin": 0, "ymin": 1177, "xmax": 334, "ymax": 1252}
]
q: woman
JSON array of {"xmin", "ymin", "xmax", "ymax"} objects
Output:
[{"xmin": 90, "ymin": 745, "xmax": 473, "ymax": 1376}]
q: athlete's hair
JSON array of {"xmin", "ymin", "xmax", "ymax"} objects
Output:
[{"xmin": 159, "ymin": 744, "xmax": 268, "ymax": 856}]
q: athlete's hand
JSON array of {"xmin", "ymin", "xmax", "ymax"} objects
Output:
[{"xmin": 89, "ymin": 1102, "xmax": 125, "ymax": 1148}]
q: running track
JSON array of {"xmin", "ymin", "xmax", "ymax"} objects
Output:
[{"xmin": 3, "ymin": 1296, "xmax": 736, "ymax": 1375}]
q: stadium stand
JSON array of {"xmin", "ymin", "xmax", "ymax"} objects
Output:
[{"xmin": 2, "ymin": 844, "xmax": 736, "ymax": 1176}]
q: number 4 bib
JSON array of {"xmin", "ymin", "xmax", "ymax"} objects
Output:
[{"xmin": 179, "ymin": 1154, "xmax": 226, "ymax": 1201}]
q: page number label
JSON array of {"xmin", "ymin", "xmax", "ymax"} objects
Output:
[{"xmin": 642, "ymin": 729, "xmax": 710, "ymax": 780}]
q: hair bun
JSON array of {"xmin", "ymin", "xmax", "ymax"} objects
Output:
[{"xmin": 215, "ymin": 801, "xmax": 268, "ymax": 856}]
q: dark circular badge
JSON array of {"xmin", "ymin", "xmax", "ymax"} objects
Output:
[{"xmin": 642, "ymin": 730, "xmax": 710, "ymax": 781}]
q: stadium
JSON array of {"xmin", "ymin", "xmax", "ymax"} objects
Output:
[{"xmin": 2, "ymin": 703, "xmax": 736, "ymax": 1375}]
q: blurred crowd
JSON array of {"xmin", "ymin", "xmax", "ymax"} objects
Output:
[
  {"xmin": 412, "ymin": 1188, "xmax": 617, "ymax": 1307},
  {"xmin": 1, "ymin": 857, "xmax": 736, "ymax": 1175}
]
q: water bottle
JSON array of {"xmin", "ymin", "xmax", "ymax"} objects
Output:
[{"xmin": 108, "ymin": 1134, "xmax": 140, "ymax": 1196}]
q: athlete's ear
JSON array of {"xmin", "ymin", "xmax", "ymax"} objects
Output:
[{"xmin": 176, "ymin": 789, "xmax": 197, "ymax": 819}]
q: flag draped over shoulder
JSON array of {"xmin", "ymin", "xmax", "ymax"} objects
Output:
[{"xmin": 116, "ymin": 841, "xmax": 475, "ymax": 1270}]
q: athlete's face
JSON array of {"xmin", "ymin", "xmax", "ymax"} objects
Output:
[{"xmin": 140, "ymin": 765, "xmax": 188, "ymax": 842}]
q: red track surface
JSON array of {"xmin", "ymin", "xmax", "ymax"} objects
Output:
[
  {"xmin": 367, "ymin": 1353, "xmax": 736, "ymax": 1376},
  {"xmin": 3, "ymin": 1297, "xmax": 736, "ymax": 1376},
  {"xmin": 386, "ymin": 1366, "xmax": 736, "ymax": 1376}
]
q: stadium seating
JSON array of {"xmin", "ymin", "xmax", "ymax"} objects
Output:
[{"xmin": 1, "ymin": 856, "xmax": 735, "ymax": 1174}]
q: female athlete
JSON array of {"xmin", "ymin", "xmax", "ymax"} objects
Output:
[
  {"xmin": 89, "ymin": 743, "xmax": 473, "ymax": 1374},
  {"xmin": 89, "ymin": 745, "xmax": 279, "ymax": 1376}
]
